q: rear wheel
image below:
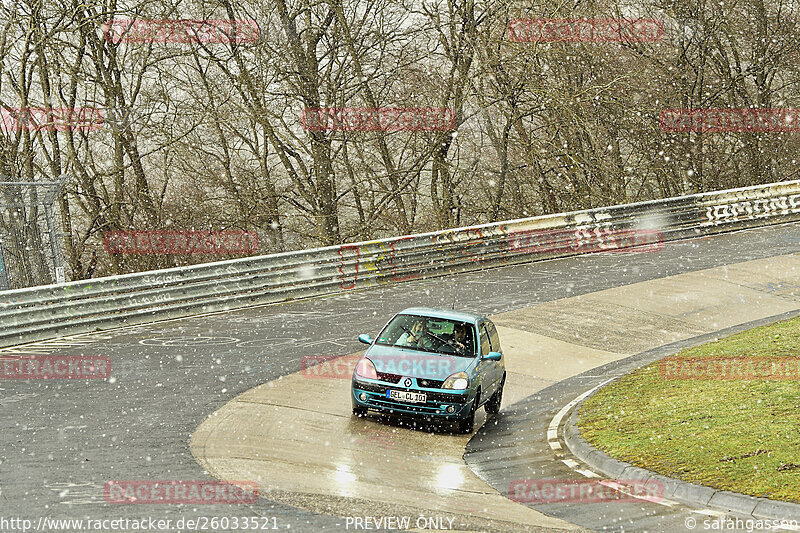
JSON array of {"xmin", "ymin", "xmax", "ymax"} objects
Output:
[
  {"xmin": 352, "ymin": 406, "xmax": 368, "ymax": 417},
  {"xmin": 485, "ymin": 375, "xmax": 505, "ymax": 416}
]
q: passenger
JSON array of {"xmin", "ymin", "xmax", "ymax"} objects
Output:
[{"xmin": 396, "ymin": 319, "xmax": 434, "ymax": 350}]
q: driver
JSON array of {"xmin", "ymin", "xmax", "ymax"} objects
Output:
[
  {"xmin": 396, "ymin": 319, "xmax": 434, "ymax": 350},
  {"xmin": 452, "ymin": 324, "xmax": 471, "ymax": 355}
]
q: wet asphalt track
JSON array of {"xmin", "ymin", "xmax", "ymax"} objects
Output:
[
  {"xmin": 466, "ymin": 308, "xmax": 800, "ymax": 532},
  {"xmin": 1, "ymin": 223, "xmax": 799, "ymax": 532}
]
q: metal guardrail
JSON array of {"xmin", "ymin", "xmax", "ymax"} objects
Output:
[{"xmin": 1, "ymin": 180, "xmax": 799, "ymax": 348}]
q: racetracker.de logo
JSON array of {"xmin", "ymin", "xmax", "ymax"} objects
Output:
[
  {"xmin": 660, "ymin": 108, "xmax": 800, "ymax": 132},
  {"xmin": 103, "ymin": 19, "xmax": 259, "ymax": 44},
  {"xmin": 104, "ymin": 481, "xmax": 258, "ymax": 504},
  {"xmin": 506, "ymin": 228, "xmax": 663, "ymax": 255},
  {"xmin": 302, "ymin": 354, "xmax": 456, "ymax": 379},
  {"xmin": 300, "ymin": 107, "xmax": 456, "ymax": 132},
  {"xmin": 1, "ymin": 107, "xmax": 103, "ymax": 132},
  {"xmin": 103, "ymin": 230, "xmax": 259, "ymax": 255},
  {"xmin": 659, "ymin": 356, "xmax": 800, "ymax": 380},
  {"xmin": 508, "ymin": 479, "xmax": 663, "ymax": 504},
  {"xmin": 508, "ymin": 18, "xmax": 664, "ymax": 42},
  {"xmin": 1, "ymin": 356, "xmax": 111, "ymax": 379}
]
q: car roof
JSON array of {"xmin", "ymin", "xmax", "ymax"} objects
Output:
[{"xmin": 398, "ymin": 307, "xmax": 486, "ymax": 324}]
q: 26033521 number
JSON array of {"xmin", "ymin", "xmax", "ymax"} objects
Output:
[{"xmin": 195, "ymin": 516, "xmax": 278, "ymax": 530}]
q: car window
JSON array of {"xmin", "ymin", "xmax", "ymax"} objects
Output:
[
  {"xmin": 456, "ymin": 325, "xmax": 477, "ymax": 358},
  {"xmin": 479, "ymin": 324, "xmax": 491, "ymax": 356},
  {"xmin": 375, "ymin": 314, "xmax": 418, "ymax": 345},
  {"xmin": 375, "ymin": 314, "xmax": 476, "ymax": 357},
  {"xmin": 487, "ymin": 322, "xmax": 501, "ymax": 353}
]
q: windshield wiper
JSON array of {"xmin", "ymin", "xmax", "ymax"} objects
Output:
[
  {"xmin": 396, "ymin": 326, "xmax": 455, "ymax": 355},
  {"xmin": 423, "ymin": 330, "xmax": 475, "ymax": 356},
  {"xmin": 424, "ymin": 330, "xmax": 453, "ymax": 347}
]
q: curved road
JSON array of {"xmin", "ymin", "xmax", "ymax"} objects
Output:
[{"xmin": 1, "ymin": 223, "xmax": 799, "ymax": 532}]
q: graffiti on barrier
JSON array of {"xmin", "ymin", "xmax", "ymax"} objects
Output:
[
  {"xmin": 701, "ymin": 194, "xmax": 800, "ymax": 226},
  {"xmin": 335, "ymin": 224, "xmax": 663, "ymax": 290},
  {"xmin": 337, "ymin": 237, "xmax": 422, "ymax": 290},
  {"xmin": 430, "ymin": 227, "xmax": 491, "ymax": 265},
  {"xmin": 505, "ymin": 227, "xmax": 663, "ymax": 254}
]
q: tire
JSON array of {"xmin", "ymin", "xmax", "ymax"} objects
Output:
[
  {"xmin": 352, "ymin": 406, "xmax": 368, "ymax": 417},
  {"xmin": 485, "ymin": 375, "xmax": 505, "ymax": 416},
  {"xmin": 458, "ymin": 395, "xmax": 477, "ymax": 434}
]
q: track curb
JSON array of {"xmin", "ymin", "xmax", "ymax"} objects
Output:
[{"xmin": 563, "ymin": 394, "xmax": 800, "ymax": 521}]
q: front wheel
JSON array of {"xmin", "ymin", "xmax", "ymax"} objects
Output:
[
  {"xmin": 352, "ymin": 406, "xmax": 368, "ymax": 417},
  {"xmin": 457, "ymin": 397, "xmax": 477, "ymax": 434},
  {"xmin": 485, "ymin": 375, "xmax": 505, "ymax": 416}
]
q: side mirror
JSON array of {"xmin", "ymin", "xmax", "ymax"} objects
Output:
[
  {"xmin": 483, "ymin": 351, "xmax": 502, "ymax": 361},
  {"xmin": 358, "ymin": 334, "xmax": 374, "ymax": 345}
]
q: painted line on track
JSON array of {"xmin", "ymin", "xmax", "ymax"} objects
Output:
[
  {"xmin": 548, "ymin": 383, "xmax": 800, "ymax": 530},
  {"xmin": 548, "ymin": 380, "xmax": 680, "ymax": 509}
]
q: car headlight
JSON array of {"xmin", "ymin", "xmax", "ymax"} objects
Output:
[
  {"xmin": 442, "ymin": 371, "xmax": 469, "ymax": 390},
  {"xmin": 355, "ymin": 357, "xmax": 378, "ymax": 380}
]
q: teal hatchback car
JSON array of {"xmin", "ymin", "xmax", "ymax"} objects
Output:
[{"xmin": 351, "ymin": 307, "xmax": 505, "ymax": 433}]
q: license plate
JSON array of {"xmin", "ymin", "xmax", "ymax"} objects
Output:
[{"xmin": 386, "ymin": 389, "xmax": 426, "ymax": 403}]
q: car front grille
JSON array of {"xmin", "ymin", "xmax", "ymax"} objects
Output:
[
  {"xmin": 374, "ymin": 372, "xmax": 444, "ymax": 388},
  {"xmin": 369, "ymin": 398, "xmax": 442, "ymax": 413},
  {"xmin": 355, "ymin": 380, "xmax": 468, "ymax": 404}
]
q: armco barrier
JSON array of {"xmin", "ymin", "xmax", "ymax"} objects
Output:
[{"xmin": 1, "ymin": 180, "xmax": 799, "ymax": 348}]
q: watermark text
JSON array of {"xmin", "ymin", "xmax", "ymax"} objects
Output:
[
  {"xmin": 345, "ymin": 515, "xmax": 456, "ymax": 530},
  {"xmin": 1, "ymin": 107, "xmax": 103, "ymax": 132},
  {"xmin": 661, "ymin": 108, "xmax": 800, "ymax": 132},
  {"xmin": 660, "ymin": 356, "xmax": 800, "ymax": 380},
  {"xmin": 304, "ymin": 354, "xmax": 456, "ymax": 380},
  {"xmin": 1, "ymin": 356, "xmax": 111, "ymax": 379},
  {"xmin": 103, "ymin": 481, "xmax": 258, "ymax": 504},
  {"xmin": 509, "ymin": 479, "xmax": 663, "ymax": 504}
]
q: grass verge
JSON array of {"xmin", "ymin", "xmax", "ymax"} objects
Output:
[{"xmin": 579, "ymin": 315, "xmax": 800, "ymax": 502}]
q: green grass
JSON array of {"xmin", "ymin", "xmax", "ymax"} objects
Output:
[{"xmin": 579, "ymin": 316, "xmax": 800, "ymax": 502}]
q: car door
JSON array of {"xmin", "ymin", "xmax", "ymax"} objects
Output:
[
  {"xmin": 486, "ymin": 320, "xmax": 504, "ymax": 391},
  {"xmin": 476, "ymin": 322, "xmax": 493, "ymax": 405}
]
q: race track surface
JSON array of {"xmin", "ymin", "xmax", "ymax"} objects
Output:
[{"xmin": 2, "ymin": 223, "xmax": 799, "ymax": 532}]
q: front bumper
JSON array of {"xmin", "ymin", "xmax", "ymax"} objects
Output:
[{"xmin": 352, "ymin": 378, "xmax": 474, "ymax": 418}]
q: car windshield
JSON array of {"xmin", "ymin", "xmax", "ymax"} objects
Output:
[{"xmin": 375, "ymin": 314, "xmax": 476, "ymax": 357}]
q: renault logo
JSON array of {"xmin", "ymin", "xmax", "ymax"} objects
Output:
[{"xmin": 403, "ymin": 378, "xmax": 412, "ymax": 387}]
